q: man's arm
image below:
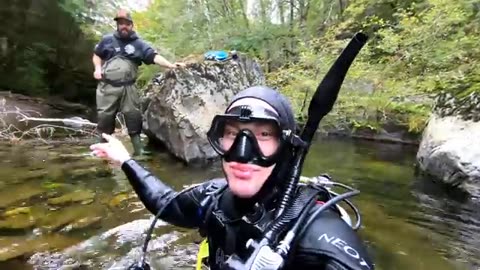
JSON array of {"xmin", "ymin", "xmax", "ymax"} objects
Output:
[
  {"xmin": 92, "ymin": 54, "xmax": 103, "ymax": 80},
  {"xmin": 153, "ymin": 54, "xmax": 177, "ymax": 69},
  {"xmin": 140, "ymin": 40, "xmax": 185, "ymax": 68},
  {"xmin": 93, "ymin": 35, "xmax": 109, "ymax": 80}
]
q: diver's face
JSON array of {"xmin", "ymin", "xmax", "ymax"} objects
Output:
[
  {"xmin": 221, "ymin": 121, "xmax": 279, "ymax": 198},
  {"xmin": 116, "ymin": 19, "xmax": 133, "ymax": 37}
]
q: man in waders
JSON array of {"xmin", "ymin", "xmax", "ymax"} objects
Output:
[{"xmin": 92, "ymin": 9, "xmax": 185, "ymax": 156}]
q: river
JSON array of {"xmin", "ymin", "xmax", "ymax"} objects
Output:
[{"xmin": 0, "ymin": 136, "xmax": 478, "ymax": 270}]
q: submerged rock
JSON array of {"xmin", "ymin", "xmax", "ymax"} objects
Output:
[
  {"xmin": 0, "ymin": 234, "xmax": 79, "ymax": 262},
  {"xmin": 0, "ymin": 213, "xmax": 36, "ymax": 231},
  {"xmin": 108, "ymin": 192, "xmax": 136, "ymax": 208},
  {"xmin": 39, "ymin": 204, "xmax": 102, "ymax": 232},
  {"xmin": 61, "ymin": 216, "xmax": 102, "ymax": 232},
  {"xmin": 47, "ymin": 190, "xmax": 95, "ymax": 206},
  {"xmin": 0, "ymin": 182, "xmax": 45, "ymax": 208},
  {"xmin": 28, "ymin": 218, "xmax": 178, "ymax": 269},
  {"xmin": 68, "ymin": 166, "xmax": 113, "ymax": 181},
  {"xmin": 3, "ymin": 206, "xmax": 31, "ymax": 217}
]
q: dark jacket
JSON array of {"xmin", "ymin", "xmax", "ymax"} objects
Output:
[
  {"xmin": 94, "ymin": 32, "xmax": 157, "ymax": 66},
  {"xmin": 122, "ymin": 159, "xmax": 375, "ymax": 270}
]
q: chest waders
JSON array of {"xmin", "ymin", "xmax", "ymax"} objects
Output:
[{"xmin": 96, "ymin": 50, "xmax": 145, "ymax": 155}]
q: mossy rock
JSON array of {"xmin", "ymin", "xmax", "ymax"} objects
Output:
[
  {"xmin": 0, "ymin": 234, "xmax": 79, "ymax": 261},
  {"xmin": 107, "ymin": 192, "xmax": 137, "ymax": 208},
  {"xmin": 434, "ymin": 92, "xmax": 480, "ymax": 121},
  {"xmin": 39, "ymin": 204, "xmax": 101, "ymax": 232},
  {"xmin": 0, "ymin": 214, "xmax": 36, "ymax": 231},
  {"xmin": 47, "ymin": 189, "xmax": 95, "ymax": 206},
  {"xmin": 61, "ymin": 216, "xmax": 102, "ymax": 232},
  {"xmin": 3, "ymin": 207, "xmax": 31, "ymax": 217},
  {"xmin": 0, "ymin": 182, "xmax": 45, "ymax": 208}
]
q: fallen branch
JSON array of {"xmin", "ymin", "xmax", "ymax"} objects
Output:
[
  {"xmin": 1, "ymin": 99, "xmax": 130, "ymax": 144},
  {"xmin": 18, "ymin": 116, "xmax": 97, "ymax": 127}
]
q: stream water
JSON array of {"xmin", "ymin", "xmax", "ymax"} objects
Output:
[{"xmin": 0, "ymin": 136, "xmax": 479, "ymax": 270}]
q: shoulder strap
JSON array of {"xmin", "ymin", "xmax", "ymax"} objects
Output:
[{"xmin": 198, "ymin": 182, "xmax": 228, "ymax": 236}]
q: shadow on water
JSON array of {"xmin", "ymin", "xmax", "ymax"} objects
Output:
[{"xmin": 0, "ymin": 136, "xmax": 478, "ymax": 269}]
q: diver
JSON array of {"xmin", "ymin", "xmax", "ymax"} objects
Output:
[{"xmin": 90, "ymin": 85, "xmax": 375, "ymax": 270}]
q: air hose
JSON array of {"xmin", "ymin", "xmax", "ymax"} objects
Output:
[
  {"xmin": 264, "ymin": 181, "xmax": 319, "ymax": 242},
  {"xmin": 276, "ymin": 188, "xmax": 360, "ymax": 258},
  {"xmin": 128, "ymin": 184, "xmax": 202, "ymax": 270}
]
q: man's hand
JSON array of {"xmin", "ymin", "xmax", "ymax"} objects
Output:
[
  {"xmin": 168, "ymin": 62, "xmax": 186, "ymax": 69},
  {"xmin": 153, "ymin": 55, "xmax": 186, "ymax": 69},
  {"xmin": 174, "ymin": 62, "xmax": 186, "ymax": 68},
  {"xmin": 93, "ymin": 68, "xmax": 102, "ymax": 80},
  {"xmin": 92, "ymin": 54, "xmax": 103, "ymax": 79}
]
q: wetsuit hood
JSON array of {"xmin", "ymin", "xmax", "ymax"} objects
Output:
[
  {"xmin": 226, "ymin": 86, "xmax": 296, "ymax": 132},
  {"xmin": 220, "ymin": 86, "xmax": 298, "ymax": 215}
]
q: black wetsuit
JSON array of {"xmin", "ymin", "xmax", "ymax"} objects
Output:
[{"xmin": 122, "ymin": 160, "xmax": 375, "ymax": 270}]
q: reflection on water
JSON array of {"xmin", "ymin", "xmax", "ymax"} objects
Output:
[{"xmin": 0, "ymin": 136, "xmax": 478, "ymax": 269}]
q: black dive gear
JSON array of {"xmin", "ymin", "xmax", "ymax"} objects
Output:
[
  {"xmin": 121, "ymin": 159, "xmax": 373, "ymax": 270},
  {"xmin": 223, "ymin": 129, "xmax": 279, "ymax": 167},
  {"xmin": 221, "ymin": 32, "xmax": 369, "ymax": 270},
  {"xmin": 207, "ymin": 103, "xmax": 306, "ymax": 167},
  {"xmin": 207, "ymin": 102, "xmax": 287, "ymax": 167}
]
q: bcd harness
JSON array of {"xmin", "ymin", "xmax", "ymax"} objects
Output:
[
  {"xmin": 195, "ymin": 181, "xmax": 341, "ymax": 270},
  {"xmin": 101, "ymin": 37, "xmax": 138, "ymax": 87}
]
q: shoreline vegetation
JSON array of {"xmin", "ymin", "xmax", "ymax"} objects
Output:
[{"xmin": 2, "ymin": 0, "xmax": 480, "ymax": 145}]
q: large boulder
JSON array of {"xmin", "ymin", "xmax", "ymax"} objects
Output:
[
  {"xmin": 417, "ymin": 92, "xmax": 480, "ymax": 197},
  {"xmin": 141, "ymin": 55, "xmax": 265, "ymax": 164}
]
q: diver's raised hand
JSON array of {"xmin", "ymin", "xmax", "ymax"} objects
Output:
[{"xmin": 90, "ymin": 133, "xmax": 131, "ymax": 165}]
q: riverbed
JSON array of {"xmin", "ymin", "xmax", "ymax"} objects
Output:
[{"xmin": 0, "ymin": 137, "xmax": 478, "ymax": 270}]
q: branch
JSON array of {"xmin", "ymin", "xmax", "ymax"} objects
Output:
[
  {"xmin": 18, "ymin": 116, "xmax": 97, "ymax": 127},
  {"xmin": 0, "ymin": 99, "xmax": 130, "ymax": 144}
]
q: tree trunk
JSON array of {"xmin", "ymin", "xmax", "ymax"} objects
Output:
[
  {"xmin": 202, "ymin": 0, "xmax": 213, "ymax": 47},
  {"xmin": 237, "ymin": 0, "xmax": 250, "ymax": 29},
  {"xmin": 298, "ymin": 0, "xmax": 309, "ymax": 41},
  {"xmin": 289, "ymin": 0, "xmax": 295, "ymax": 55},
  {"xmin": 339, "ymin": 0, "xmax": 345, "ymax": 17},
  {"xmin": 277, "ymin": 0, "xmax": 289, "ymax": 62},
  {"xmin": 259, "ymin": 0, "xmax": 271, "ymax": 72},
  {"xmin": 277, "ymin": 0, "xmax": 285, "ymax": 24}
]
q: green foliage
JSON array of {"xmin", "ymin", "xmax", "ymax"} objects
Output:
[
  {"xmin": 136, "ymin": 65, "xmax": 161, "ymax": 90},
  {"xmin": 268, "ymin": 0, "xmax": 480, "ymax": 133},
  {"xmin": 3, "ymin": 0, "xmax": 480, "ymax": 132},
  {"xmin": 0, "ymin": 0, "xmax": 99, "ymax": 104}
]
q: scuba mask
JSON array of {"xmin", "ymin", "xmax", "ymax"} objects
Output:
[{"xmin": 207, "ymin": 103, "xmax": 289, "ymax": 167}]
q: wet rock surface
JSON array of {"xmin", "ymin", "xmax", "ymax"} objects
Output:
[
  {"xmin": 47, "ymin": 190, "xmax": 95, "ymax": 206},
  {"xmin": 142, "ymin": 55, "xmax": 265, "ymax": 164},
  {"xmin": 416, "ymin": 114, "xmax": 480, "ymax": 197},
  {"xmin": 27, "ymin": 218, "xmax": 199, "ymax": 270}
]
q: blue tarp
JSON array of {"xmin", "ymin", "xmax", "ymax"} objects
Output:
[{"xmin": 204, "ymin": 50, "xmax": 229, "ymax": 61}]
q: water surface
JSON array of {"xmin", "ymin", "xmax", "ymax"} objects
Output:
[{"xmin": 0, "ymin": 137, "xmax": 478, "ymax": 269}]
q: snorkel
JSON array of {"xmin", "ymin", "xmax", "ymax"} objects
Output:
[{"xmin": 222, "ymin": 32, "xmax": 369, "ymax": 270}]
